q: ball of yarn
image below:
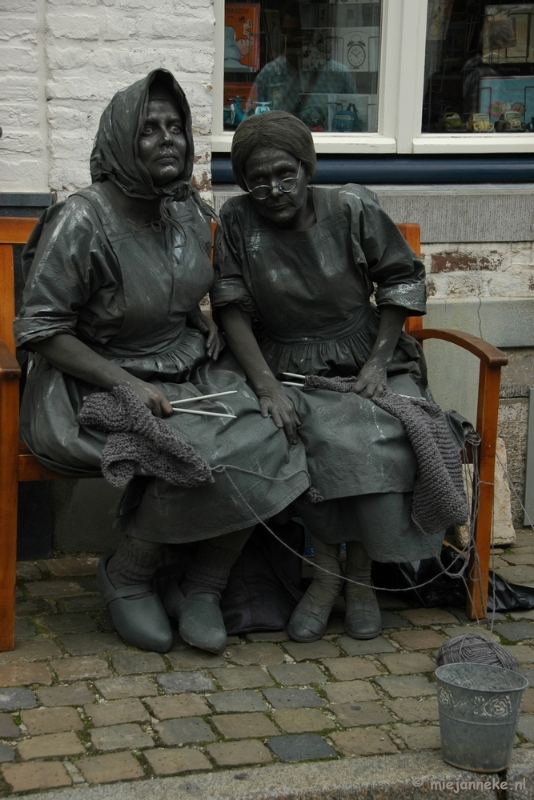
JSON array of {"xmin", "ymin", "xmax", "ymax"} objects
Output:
[{"xmin": 437, "ymin": 632, "xmax": 519, "ymax": 671}]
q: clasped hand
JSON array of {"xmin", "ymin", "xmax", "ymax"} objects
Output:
[
  {"xmin": 186, "ymin": 309, "xmax": 223, "ymax": 360},
  {"xmin": 351, "ymin": 357, "xmax": 388, "ymax": 399},
  {"xmin": 259, "ymin": 386, "xmax": 301, "ymax": 445}
]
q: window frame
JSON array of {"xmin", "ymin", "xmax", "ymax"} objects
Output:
[{"xmin": 212, "ymin": 0, "xmax": 534, "ymax": 155}]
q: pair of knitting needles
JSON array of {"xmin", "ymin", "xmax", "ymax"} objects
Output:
[
  {"xmin": 170, "ymin": 390, "xmax": 237, "ymax": 419},
  {"xmin": 282, "ymin": 372, "xmax": 306, "ymax": 387},
  {"xmin": 282, "ymin": 372, "xmax": 411, "ymax": 398}
]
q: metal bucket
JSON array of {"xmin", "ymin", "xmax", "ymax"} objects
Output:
[{"xmin": 435, "ymin": 662, "xmax": 528, "ymax": 773}]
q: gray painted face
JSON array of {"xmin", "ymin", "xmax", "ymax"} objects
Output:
[
  {"xmin": 243, "ymin": 147, "xmax": 313, "ymax": 230},
  {"xmin": 138, "ymin": 99, "xmax": 187, "ymax": 187}
]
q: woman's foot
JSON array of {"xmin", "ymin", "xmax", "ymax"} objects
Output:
[
  {"xmin": 169, "ymin": 528, "xmax": 254, "ymax": 654},
  {"xmin": 97, "ymin": 551, "xmax": 173, "ymax": 653},
  {"xmin": 288, "ymin": 588, "xmax": 336, "ymax": 642},
  {"xmin": 178, "ymin": 592, "xmax": 227, "ymax": 654},
  {"xmin": 164, "ymin": 581, "xmax": 227, "ymax": 654},
  {"xmin": 344, "ymin": 587, "xmax": 382, "ymax": 639},
  {"xmin": 344, "ymin": 541, "xmax": 381, "ymax": 640},
  {"xmin": 288, "ymin": 538, "xmax": 342, "ymax": 643}
]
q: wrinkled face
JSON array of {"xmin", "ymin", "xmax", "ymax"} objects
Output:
[
  {"xmin": 138, "ymin": 99, "xmax": 187, "ymax": 186},
  {"xmin": 243, "ymin": 147, "xmax": 309, "ymax": 228}
]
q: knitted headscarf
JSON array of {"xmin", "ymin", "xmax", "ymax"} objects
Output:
[
  {"xmin": 231, "ymin": 111, "xmax": 317, "ymax": 190},
  {"xmin": 90, "ymin": 69, "xmax": 213, "ymax": 239}
]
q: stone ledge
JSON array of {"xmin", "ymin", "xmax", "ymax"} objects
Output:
[
  {"xmin": 23, "ymin": 750, "xmax": 534, "ymax": 800},
  {"xmin": 212, "ymin": 184, "xmax": 534, "ymax": 244}
]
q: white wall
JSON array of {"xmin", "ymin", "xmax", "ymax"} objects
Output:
[{"xmin": 0, "ymin": 0, "xmax": 215, "ymax": 197}]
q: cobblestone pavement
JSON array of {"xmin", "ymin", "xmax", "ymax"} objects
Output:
[{"xmin": 1, "ymin": 532, "xmax": 534, "ymax": 795}]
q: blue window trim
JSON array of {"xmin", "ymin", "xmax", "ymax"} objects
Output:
[{"xmin": 212, "ymin": 155, "xmax": 534, "ymax": 184}]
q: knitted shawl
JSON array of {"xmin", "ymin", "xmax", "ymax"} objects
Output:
[{"xmin": 78, "ymin": 385, "xmax": 213, "ymax": 489}]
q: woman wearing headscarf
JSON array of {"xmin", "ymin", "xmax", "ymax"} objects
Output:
[
  {"xmin": 14, "ymin": 73, "xmax": 309, "ymax": 655},
  {"xmin": 212, "ymin": 111, "xmax": 456, "ymax": 643}
]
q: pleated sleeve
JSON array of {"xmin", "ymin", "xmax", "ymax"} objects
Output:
[
  {"xmin": 14, "ymin": 196, "xmax": 117, "ymax": 348},
  {"xmin": 340, "ymin": 185, "xmax": 427, "ymax": 316}
]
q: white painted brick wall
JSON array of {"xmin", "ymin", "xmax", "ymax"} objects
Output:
[
  {"xmin": 0, "ymin": 1, "xmax": 48, "ymax": 191},
  {"xmin": 422, "ymin": 242, "xmax": 534, "ymax": 300},
  {"xmin": 0, "ymin": 0, "xmax": 215, "ymax": 197}
]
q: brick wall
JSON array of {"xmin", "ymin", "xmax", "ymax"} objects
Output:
[
  {"xmin": 423, "ymin": 242, "xmax": 534, "ymax": 300},
  {"xmin": 0, "ymin": 0, "xmax": 215, "ymax": 198}
]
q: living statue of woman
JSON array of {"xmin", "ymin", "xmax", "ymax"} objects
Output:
[
  {"xmin": 213, "ymin": 110, "xmax": 448, "ymax": 643},
  {"xmin": 14, "ymin": 74, "xmax": 309, "ymax": 655}
]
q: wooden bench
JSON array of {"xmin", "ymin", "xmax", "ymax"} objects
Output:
[{"xmin": 0, "ymin": 216, "xmax": 508, "ymax": 652}]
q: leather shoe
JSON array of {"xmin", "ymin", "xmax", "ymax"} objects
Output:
[
  {"xmin": 344, "ymin": 591, "xmax": 382, "ymax": 640},
  {"xmin": 97, "ymin": 551, "xmax": 173, "ymax": 653},
  {"xmin": 288, "ymin": 591, "xmax": 334, "ymax": 642},
  {"xmin": 176, "ymin": 592, "xmax": 227, "ymax": 654}
]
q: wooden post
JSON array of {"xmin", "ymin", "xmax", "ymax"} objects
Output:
[{"xmin": 466, "ymin": 361, "xmax": 502, "ymax": 619}]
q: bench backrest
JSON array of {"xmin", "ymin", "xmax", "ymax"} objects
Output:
[
  {"xmin": 1, "ymin": 217, "xmax": 424, "ymax": 351},
  {"xmin": 0, "ymin": 217, "xmax": 38, "ymax": 353}
]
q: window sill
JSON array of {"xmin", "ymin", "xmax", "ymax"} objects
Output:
[
  {"xmin": 211, "ymin": 132, "xmax": 397, "ymax": 154},
  {"xmin": 413, "ymin": 134, "xmax": 534, "ymax": 154}
]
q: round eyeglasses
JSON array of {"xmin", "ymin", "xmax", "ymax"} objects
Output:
[{"xmin": 244, "ymin": 162, "xmax": 301, "ymax": 201}]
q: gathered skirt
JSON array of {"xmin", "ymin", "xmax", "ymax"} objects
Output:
[
  {"xmin": 254, "ymin": 308, "xmax": 452, "ymax": 561},
  {"xmin": 20, "ymin": 330, "xmax": 310, "ymax": 544}
]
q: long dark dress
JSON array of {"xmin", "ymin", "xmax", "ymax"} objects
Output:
[
  {"xmin": 212, "ymin": 184, "xmax": 446, "ymax": 562},
  {"xmin": 14, "ymin": 185, "xmax": 309, "ymax": 543}
]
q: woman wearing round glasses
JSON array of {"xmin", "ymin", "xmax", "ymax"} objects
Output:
[{"xmin": 212, "ymin": 110, "xmax": 438, "ymax": 644}]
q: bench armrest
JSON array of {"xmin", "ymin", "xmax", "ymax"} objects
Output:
[
  {"xmin": 410, "ymin": 328, "xmax": 508, "ymax": 367},
  {"xmin": 0, "ymin": 339, "xmax": 21, "ymax": 379}
]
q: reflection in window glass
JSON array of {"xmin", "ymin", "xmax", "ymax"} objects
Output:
[
  {"xmin": 223, "ymin": 0, "xmax": 382, "ymax": 133},
  {"xmin": 423, "ymin": 1, "xmax": 534, "ymax": 133}
]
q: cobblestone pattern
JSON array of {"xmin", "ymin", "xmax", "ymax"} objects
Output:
[
  {"xmin": 2, "ymin": 0, "xmax": 214, "ymax": 198},
  {"xmin": 1, "ymin": 543, "xmax": 533, "ymax": 793}
]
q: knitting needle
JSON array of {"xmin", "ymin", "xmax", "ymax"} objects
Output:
[
  {"xmin": 282, "ymin": 372, "xmax": 306, "ymax": 387},
  {"xmin": 170, "ymin": 390, "xmax": 237, "ymax": 406},
  {"xmin": 172, "ymin": 408, "xmax": 236, "ymax": 419}
]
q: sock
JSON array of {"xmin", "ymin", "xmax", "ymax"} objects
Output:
[
  {"xmin": 107, "ymin": 536, "xmax": 163, "ymax": 596},
  {"xmin": 182, "ymin": 527, "xmax": 254, "ymax": 598},
  {"xmin": 344, "ymin": 541, "xmax": 374, "ymax": 599},
  {"xmin": 306, "ymin": 537, "xmax": 342, "ymax": 604}
]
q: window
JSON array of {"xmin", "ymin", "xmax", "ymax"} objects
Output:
[
  {"xmin": 423, "ymin": 2, "xmax": 534, "ymax": 134},
  {"xmin": 222, "ymin": 0, "xmax": 382, "ymax": 133},
  {"xmin": 212, "ymin": 0, "xmax": 534, "ymax": 153}
]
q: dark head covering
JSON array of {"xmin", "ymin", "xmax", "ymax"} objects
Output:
[
  {"xmin": 231, "ymin": 111, "xmax": 316, "ymax": 191},
  {"xmin": 91, "ymin": 68, "xmax": 194, "ymax": 196},
  {"xmin": 90, "ymin": 69, "xmax": 213, "ymax": 238}
]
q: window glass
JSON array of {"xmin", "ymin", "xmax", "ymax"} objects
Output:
[
  {"xmin": 423, "ymin": 1, "xmax": 534, "ymax": 133},
  {"xmin": 223, "ymin": 0, "xmax": 382, "ymax": 133}
]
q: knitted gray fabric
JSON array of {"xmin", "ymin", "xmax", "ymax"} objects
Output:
[
  {"xmin": 302, "ymin": 375, "xmax": 470, "ymax": 537},
  {"xmin": 78, "ymin": 385, "xmax": 213, "ymax": 488},
  {"xmin": 304, "ymin": 375, "xmax": 355, "ymax": 393},
  {"xmin": 373, "ymin": 390, "xmax": 470, "ymax": 536}
]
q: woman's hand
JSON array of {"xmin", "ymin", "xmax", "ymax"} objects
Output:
[
  {"xmin": 187, "ymin": 309, "xmax": 223, "ymax": 360},
  {"xmin": 217, "ymin": 305, "xmax": 301, "ymax": 444},
  {"xmin": 258, "ymin": 387, "xmax": 301, "ymax": 445},
  {"xmin": 351, "ymin": 306, "xmax": 408, "ymax": 399},
  {"xmin": 351, "ymin": 357, "xmax": 388, "ymax": 399},
  {"xmin": 129, "ymin": 379, "xmax": 174, "ymax": 418}
]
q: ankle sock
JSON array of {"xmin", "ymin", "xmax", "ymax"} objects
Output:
[
  {"xmin": 344, "ymin": 541, "xmax": 374, "ymax": 598},
  {"xmin": 306, "ymin": 537, "xmax": 342, "ymax": 604},
  {"xmin": 182, "ymin": 528, "xmax": 253, "ymax": 598},
  {"xmin": 107, "ymin": 536, "xmax": 163, "ymax": 593}
]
